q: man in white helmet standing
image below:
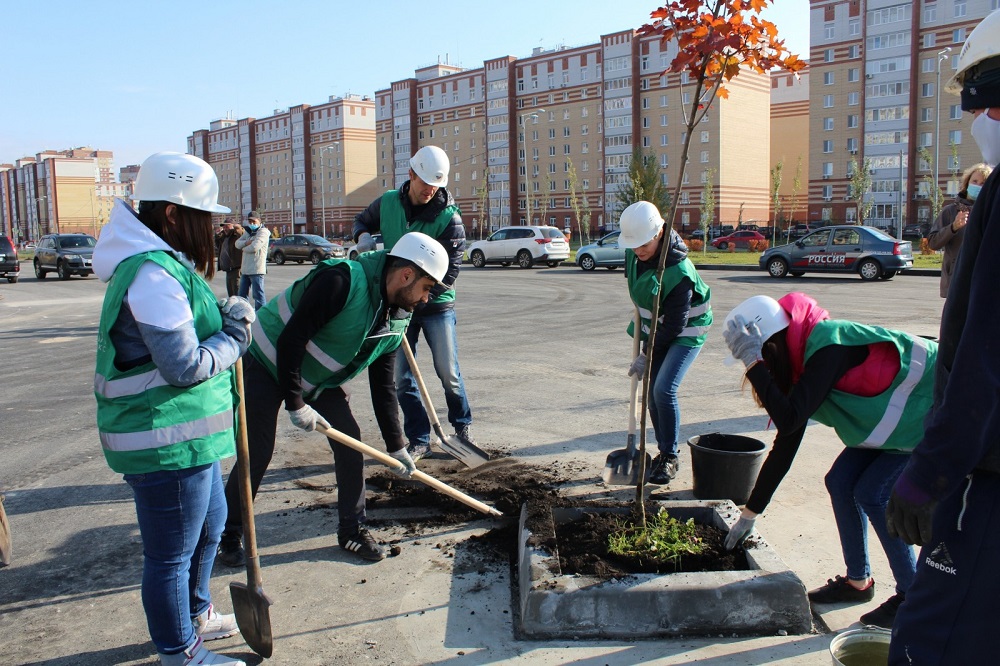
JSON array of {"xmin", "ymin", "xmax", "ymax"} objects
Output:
[
  {"xmin": 218, "ymin": 231, "xmax": 448, "ymax": 567},
  {"xmin": 886, "ymin": 11, "xmax": 1000, "ymax": 663},
  {"xmin": 352, "ymin": 145, "xmax": 476, "ymax": 462}
]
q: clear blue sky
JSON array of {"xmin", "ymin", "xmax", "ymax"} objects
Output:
[{"xmin": 2, "ymin": 0, "xmax": 809, "ymax": 174}]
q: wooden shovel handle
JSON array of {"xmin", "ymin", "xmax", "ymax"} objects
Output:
[
  {"xmin": 399, "ymin": 336, "xmax": 446, "ymax": 436},
  {"xmin": 315, "ymin": 424, "xmax": 502, "ymax": 517},
  {"xmin": 234, "ymin": 358, "xmax": 264, "ymax": 589},
  {"xmin": 628, "ymin": 309, "xmax": 641, "ymax": 436}
]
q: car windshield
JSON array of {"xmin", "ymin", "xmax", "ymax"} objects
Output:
[
  {"xmin": 58, "ymin": 236, "xmax": 96, "ymax": 249},
  {"xmin": 302, "ymin": 235, "xmax": 329, "ymax": 244}
]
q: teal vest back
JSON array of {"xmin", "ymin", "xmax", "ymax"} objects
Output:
[
  {"xmin": 806, "ymin": 320, "xmax": 937, "ymax": 451},
  {"xmin": 249, "ymin": 251, "xmax": 409, "ymax": 397},
  {"xmin": 94, "ymin": 252, "xmax": 236, "ymax": 474}
]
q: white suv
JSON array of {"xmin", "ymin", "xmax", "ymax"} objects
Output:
[{"xmin": 467, "ymin": 226, "xmax": 570, "ymax": 269}]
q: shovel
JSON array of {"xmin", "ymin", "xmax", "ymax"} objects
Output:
[
  {"xmin": 229, "ymin": 358, "xmax": 274, "ymax": 658},
  {"xmin": 602, "ymin": 310, "xmax": 652, "ymax": 485},
  {"xmin": 400, "ymin": 337, "xmax": 490, "ymax": 469},
  {"xmin": 315, "ymin": 424, "xmax": 502, "ymax": 517}
]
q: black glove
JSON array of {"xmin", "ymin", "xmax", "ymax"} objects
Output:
[{"xmin": 886, "ymin": 473, "xmax": 938, "ymax": 546}]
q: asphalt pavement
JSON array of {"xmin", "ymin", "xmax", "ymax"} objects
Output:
[{"xmin": 0, "ymin": 263, "xmax": 945, "ymax": 665}]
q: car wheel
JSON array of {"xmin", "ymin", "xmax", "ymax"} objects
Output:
[
  {"xmin": 8, "ymin": 276, "xmax": 17, "ymax": 283},
  {"xmin": 789, "ymin": 271, "xmax": 805, "ymax": 277},
  {"xmin": 272, "ymin": 251, "xmax": 285, "ymax": 265},
  {"xmin": 858, "ymin": 258, "xmax": 882, "ymax": 281},
  {"xmin": 546, "ymin": 261, "xmax": 561, "ymax": 268},
  {"xmin": 310, "ymin": 251, "xmax": 322, "ymax": 264},
  {"xmin": 57, "ymin": 261, "xmax": 71, "ymax": 280},
  {"xmin": 34, "ymin": 260, "xmax": 46, "ymax": 279},
  {"xmin": 718, "ymin": 241, "xmax": 729, "ymax": 250},
  {"xmin": 880, "ymin": 270, "xmax": 896, "ymax": 280},
  {"xmin": 606, "ymin": 265, "xmax": 618, "ymax": 270},
  {"xmin": 470, "ymin": 250, "xmax": 486, "ymax": 268},
  {"xmin": 766, "ymin": 257, "xmax": 789, "ymax": 278},
  {"xmin": 516, "ymin": 250, "xmax": 534, "ymax": 269},
  {"xmin": 579, "ymin": 254, "xmax": 596, "ymax": 271}
]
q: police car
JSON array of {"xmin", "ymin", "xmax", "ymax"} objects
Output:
[{"xmin": 759, "ymin": 225, "xmax": 913, "ymax": 281}]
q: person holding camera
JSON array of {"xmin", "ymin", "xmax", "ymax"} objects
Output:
[{"xmin": 217, "ymin": 220, "xmax": 243, "ymax": 297}]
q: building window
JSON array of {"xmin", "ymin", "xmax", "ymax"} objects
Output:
[
  {"xmin": 660, "ymin": 134, "xmax": 668, "ymax": 146},
  {"xmin": 847, "ymin": 115, "xmax": 859, "ymax": 129},
  {"xmin": 824, "ymin": 48, "xmax": 834, "ymax": 63},
  {"xmin": 823, "ymin": 140, "xmax": 833, "ymax": 153},
  {"xmin": 823, "ymin": 94, "xmax": 835, "ymax": 108},
  {"xmin": 954, "ymin": 1, "xmax": 967, "ymax": 17},
  {"xmin": 949, "ymin": 130, "xmax": 962, "ymax": 145},
  {"xmin": 950, "ymin": 104, "xmax": 963, "ymax": 120},
  {"xmin": 700, "ymin": 150, "xmax": 709, "ymax": 163},
  {"xmin": 849, "ymin": 44, "xmax": 861, "ymax": 58},
  {"xmin": 921, "ymin": 107, "xmax": 933, "ymax": 122},
  {"xmin": 849, "ymin": 18, "xmax": 860, "ymax": 35},
  {"xmin": 824, "ymin": 71, "xmax": 835, "ymax": 85},
  {"xmin": 700, "ymin": 130, "xmax": 709, "ymax": 143},
  {"xmin": 953, "ymin": 28, "xmax": 966, "ymax": 43},
  {"xmin": 922, "ymin": 58, "xmax": 935, "ymax": 73},
  {"xmin": 824, "ymin": 22, "xmax": 834, "ymax": 40},
  {"xmin": 848, "ymin": 68, "xmax": 859, "ymax": 82},
  {"xmin": 823, "ymin": 162, "xmax": 833, "ymax": 177},
  {"xmin": 925, "ymin": 33, "xmax": 936, "ymax": 48},
  {"xmin": 922, "ymin": 82, "xmax": 934, "ymax": 97},
  {"xmin": 824, "ymin": 117, "xmax": 834, "ymax": 131},
  {"xmin": 660, "ymin": 114, "xmax": 668, "ymax": 126},
  {"xmin": 924, "ymin": 6, "xmax": 936, "ymax": 23},
  {"xmin": 848, "ymin": 92, "xmax": 860, "ymax": 106},
  {"xmin": 847, "ymin": 137, "xmax": 858, "ymax": 152}
]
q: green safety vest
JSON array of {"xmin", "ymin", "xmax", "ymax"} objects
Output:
[
  {"xmin": 806, "ymin": 320, "xmax": 937, "ymax": 451},
  {"xmin": 379, "ymin": 190, "xmax": 458, "ymax": 305},
  {"xmin": 249, "ymin": 251, "xmax": 409, "ymax": 397},
  {"xmin": 625, "ymin": 253, "xmax": 712, "ymax": 347},
  {"xmin": 94, "ymin": 252, "xmax": 236, "ymax": 475}
]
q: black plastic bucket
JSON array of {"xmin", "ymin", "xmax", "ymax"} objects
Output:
[{"xmin": 687, "ymin": 434, "xmax": 767, "ymax": 505}]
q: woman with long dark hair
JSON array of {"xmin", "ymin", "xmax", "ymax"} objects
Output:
[
  {"xmin": 722, "ymin": 293, "xmax": 934, "ymax": 629},
  {"xmin": 93, "ymin": 152, "xmax": 253, "ymax": 666}
]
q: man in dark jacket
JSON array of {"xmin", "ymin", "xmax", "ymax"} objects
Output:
[
  {"xmin": 217, "ymin": 219, "xmax": 242, "ymax": 297},
  {"xmin": 352, "ymin": 145, "xmax": 475, "ymax": 461},
  {"xmin": 886, "ymin": 13, "xmax": 1000, "ymax": 663}
]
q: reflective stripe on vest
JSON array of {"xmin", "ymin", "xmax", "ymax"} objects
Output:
[
  {"xmin": 635, "ymin": 301, "xmax": 711, "ymax": 338},
  {"xmin": 100, "ymin": 409, "xmax": 234, "ymax": 452},
  {"xmin": 95, "ymin": 368, "xmax": 171, "ymax": 399},
  {"xmin": 860, "ymin": 336, "xmax": 930, "ymax": 448}
]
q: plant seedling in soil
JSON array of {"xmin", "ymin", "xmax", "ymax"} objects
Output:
[{"xmin": 607, "ymin": 508, "xmax": 703, "ymax": 567}]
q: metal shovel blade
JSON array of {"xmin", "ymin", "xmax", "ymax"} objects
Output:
[
  {"xmin": 230, "ymin": 577, "xmax": 273, "ymax": 658},
  {"xmin": 602, "ymin": 434, "xmax": 652, "ymax": 486},
  {"xmin": 436, "ymin": 431, "xmax": 490, "ymax": 469}
]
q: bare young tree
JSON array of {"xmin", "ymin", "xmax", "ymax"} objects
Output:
[
  {"xmin": 770, "ymin": 161, "xmax": 783, "ymax": 245},
  {"xmin": 849, "ymin": 156, "xmax": 875, "ymax": 224},
  {"xmin": 699, "ymin": 167, "xmax": 716, "ymax": 251},
  {"xmin": 567, "ymin": 158, "xmax": 592, "ymax": 244}
]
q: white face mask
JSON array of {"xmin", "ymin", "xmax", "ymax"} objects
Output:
[{"xmin": 971, "ymin": 109, "xmax": 1000, "ymax": 167}]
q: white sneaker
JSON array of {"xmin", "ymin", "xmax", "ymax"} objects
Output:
[
  {"xmin": 194, "ymin": 604, "xmax": 240, "ymax": 641},
  {"xmin": 159, "ymin": 637, "xmax": 246, "ymax": 666}
]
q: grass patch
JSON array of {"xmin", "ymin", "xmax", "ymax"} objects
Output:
[{"xmin": 607, "ymin": 508, "xmax": 704, "ymax": 565}]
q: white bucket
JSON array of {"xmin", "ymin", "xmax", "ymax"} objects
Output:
[{"xmin": 829, "ymin": 627, "xmax": 891, "ymax": 666}]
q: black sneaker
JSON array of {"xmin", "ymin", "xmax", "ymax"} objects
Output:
[
  {"xmin": 216, "ymin": 533, "xmax": 246, "ymax": 568},
  {"xmin": 338, "ymin": 528, "xmax": 385, "ymax": 562},
  {"xmin": 860, "ymin": 592, "xmax": 905, "ymax": 628},
  {"xmin": 808, "ymin": 575, "xmax": 875, "ymax": 604},
  {"xmin": 648, "ymin": 454, "xmax": 679, "ymax": 484},
  {"xmin": 455, "ymin": 425, "xmax": 477, "ymax": 448}
]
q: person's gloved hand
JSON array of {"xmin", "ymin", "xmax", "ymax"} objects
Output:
[
  {"xmin": 627, "ymin": 352, "xmax": 647, "ymax": 378},
  {"xmin": 724, "ymin": 315, "xmax": 765, "ymax": 368},
  {"xmin": 219, "ymin": 296, "xmax": 256, "ymax": 324},
  {"xmin": 886, "ymin": 473, "xmax": 938, "ymax": 546},
  {"xmin": 355, "ymin": 232, "xmax": 376, "ymax": 254},
  {"xmin": 287, "ymin": 405, "xmax": 331, "ymax": 432},
  {"xmin": 724, "ymin": 510, "xmax": 757, "ymax": 550},
  {"xmin": 221, "ymin": 301, "xmax": 253, "ymax": 352},
  {"xmin": 388, "ymin": 448, "xmax": 416, "ymax": 478}
]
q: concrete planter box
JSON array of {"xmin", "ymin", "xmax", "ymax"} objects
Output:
[{"xmin": 517, "ymin": 500, "xmax": 812, "ymax": 638}]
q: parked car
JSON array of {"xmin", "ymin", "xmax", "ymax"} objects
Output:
[
  {"xmin": 688, "ymin": 229, "xmax": 707, "ymax": 241},
  {"xmin": 576, "ymin": 230, "xmax": 625, "ymax": 271},
  {"xmin": 0, "ymin": 235, "xmax": 20, "ymax": 283},
  {"xmin": 759, "ymin": 225, "xmax": 913, "ymax": 281},
  {"xmin": 348, "ymin": 233, "xmax": 383, "ymax": 260},
  {"xmin": 33, "ymin": 233, "xmax": 97, "ymax": 280},
  {"xmin": 467, "ymin": 225, "xmax": 569, "ymax": 268},
  {"xmin": 268, "ymin": 234, "xmax": 346, "ymax": 265},
  {"xmin": 901, "ymin": 224, "xmax": 924, "ymax": 241},
  {"xmin": 788, "ymin": 224, "xmax": 812, "ymax": 239},
  {"xmin": 710, "ymin": 230, "xmax": 766, "ymax": 250}
]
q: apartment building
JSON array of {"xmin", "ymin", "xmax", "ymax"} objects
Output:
[
  {"xmin": 770, "ymin": 65, "xmax": 812, "ymax": 227},
  {"xmin": 809, "ymin": 0, "xmax": 998, "ymax": 230},
  {"xmin": 376, "ymin": 30, "xmax": 775, "ymax": 241},
  {"xmin": 188, "ymin": 95, "xmax": 379, "ymax": 237},
  {"xmin": 0, "ymin": 147, "xmax": 126, "ymax": 243}
]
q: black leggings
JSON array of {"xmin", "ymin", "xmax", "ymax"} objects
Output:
[{"xmin": 222, "ymin": 354, "xmax": 366, "ymax": 538}]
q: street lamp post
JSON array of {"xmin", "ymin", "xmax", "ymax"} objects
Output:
[
  {"xmin": 319, "ymin": 143, "xmax": 339, "ymax": 239},
  {"xmin": 520, "ymin": 108, "xmax": 544, "ymax": 225},
  {"xmin": 934, "ymin": 47, "xmax": 953, "ymax": 206}
]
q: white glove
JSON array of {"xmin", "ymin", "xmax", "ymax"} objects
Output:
[
  {"xmin": 219, "ymin": 296, "xmax": 256, "ymax": 323},
  {"xmin": 355, "ymin": 232, "xmax": 376, "ymax": 253},
  {"xmin": 627, "ymin": 352, "xmax": 647, "ymax": 378},
  {"xmin": 388, "ymin": 448, "xmax": 416, "ymax": 478},
  {"xmin": 724, "ymin": 514, "xmax": 757, "ymax": 550},
  {"xmin": 287, "ymin": 405, "xmax": 331, "ymax": 432},
  {"xmin": 723, "ymin": 315, "xmax": 765, "ymax": 368}
]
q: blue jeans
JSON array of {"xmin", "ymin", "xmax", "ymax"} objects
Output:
[
  {"xmin": 647, "ymin": 343, "xmax": 701, "ymax": 457},
  {"xmin": 825, "ymin": 447, "xmax": 916, "ymax": 594},
  {"xmin": 395, "ymin": 309, "xmax": 472, "ymax": 447},
  {"xmin": 238, "ymin": 273, "xmax": 266, "ymax": 310},
  {"xmin": 124, "ymin": 462, "xmax": 225, "ymax": 655}
]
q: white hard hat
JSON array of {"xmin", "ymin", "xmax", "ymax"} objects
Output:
[
  {"xmin": 389, "ymin": 231, "xmax": 449, "ymax": 285},
  {"xmin": 946, "ymin": 10, "xmax": 1000, "ymax": 94},
  {"xmin": 618, "ymin": 201, "xmax": 664, "ymax": 249},
  {"xmin": 722, "ymin": 295, "xmax": 791, "ymax": 366},
  {"xmin": 409, "ymin": 145, "xmax": 450, "ymax": 187},
  {"xmin": 131, "ymin": 152, "xmax": 230, "ymax": 214}
]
